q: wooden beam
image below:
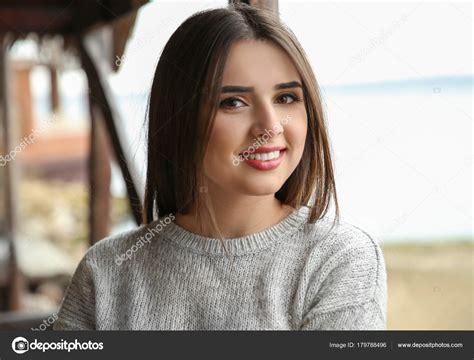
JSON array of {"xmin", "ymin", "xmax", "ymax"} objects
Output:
[
  {"xmin": 0, "ymin": 1, "xmax": 149, "ymax": 35},
  {"xmin": 79, "ymin": 37, "xmax": 142, "ymax": 226},
  {"xmin": 0, "ymin": 7, "xmax": 72, "ymax": 34},
  {"xmin": 112, "ymin": 12, "xmax": 138, "ymax": 72}
]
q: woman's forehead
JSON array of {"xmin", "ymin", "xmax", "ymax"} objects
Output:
[{"xmin": 221, "ymin": 39, "xmax": 301, "ymax": 87}]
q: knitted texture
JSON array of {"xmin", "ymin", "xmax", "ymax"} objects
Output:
[{"xmin": 53, "ymin": 206, "xmax": 387, "ymax": 330}]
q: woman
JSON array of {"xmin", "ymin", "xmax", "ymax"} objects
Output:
[{"xmin": 54, "ymin": 3, "xmax": 387, "ymax": 330}]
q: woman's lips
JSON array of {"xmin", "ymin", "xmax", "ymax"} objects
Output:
[
  {"xmin": 239, "ymin": 146, "xmax": 286, "ymax": 154},
  {"xmin": 240, "ymin": 149, "xmax": 286, "ymax": 171}
]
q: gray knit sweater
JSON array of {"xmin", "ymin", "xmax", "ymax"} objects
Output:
[{"xmin": 53, "ymin": 205, "xmax": 387, "ymax": 330}]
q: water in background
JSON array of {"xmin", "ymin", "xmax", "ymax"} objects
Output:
[{"xmin": 322, "ymin": 75, "xmax": 472, "ymax": 244}]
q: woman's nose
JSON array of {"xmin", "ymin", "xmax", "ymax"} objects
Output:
[{"xmin": 251, "ymin": 101, "xmax": 285, "ymax": 138}]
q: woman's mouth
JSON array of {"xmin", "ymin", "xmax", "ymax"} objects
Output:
[{"xmin": 238, "ymin": 148, "xmax": 286, "ymax": 171}]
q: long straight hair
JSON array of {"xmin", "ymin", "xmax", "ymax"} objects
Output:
[{"xmin": 142, "ymin": 3, "xmax": 340, "ymax": 255}]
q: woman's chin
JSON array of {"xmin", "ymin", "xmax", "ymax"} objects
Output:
[{"xmin": 236, "ymin": 181, "xmax": 285, "ymax": 196}]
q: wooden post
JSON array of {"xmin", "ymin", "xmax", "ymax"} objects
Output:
[
  {"xmin": 87, "ymin": 100, "xmax": 112, "ymax": 245},
  {"xmin": 13, "ymin": 63, "xmax": 34, "ymax": 140},
  {"xmin": 0, "ymin": 34, "xmax": 21, "ymax": 311},
  {"xmin": 231, "ymin": 0, "xmax": 279, "ymax": 17},
  {"xmin": 249, "ymin": 0, "xmax": 278, "ymax": 14},
  {"xmin": 49, "ymin": 65, "xmax": 59, "ymax": 113}
]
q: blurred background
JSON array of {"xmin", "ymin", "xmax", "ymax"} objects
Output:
[{"xmin": 0, "ymin": 0, "xmax": 472, "ymax": 330}]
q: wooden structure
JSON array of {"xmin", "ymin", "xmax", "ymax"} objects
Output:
[
  {"xmin": 0, "ymin": 0, "xmax": 278, "ymax": 329},
  {"xmin": 0, "ymin": 0, "xmax": 148, "ymax": 329}
]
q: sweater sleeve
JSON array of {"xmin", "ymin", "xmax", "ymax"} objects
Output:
[
  {"xmin": 53, "ymin": 254, "xmax": 96, "ymax": 330},
  {"xmin": 300, "ymin": 227, "xmax": 387, "ymax": 330},
  {"xmin": 300, "ymin": 298, "xmax": 386, "ymax": 330}
]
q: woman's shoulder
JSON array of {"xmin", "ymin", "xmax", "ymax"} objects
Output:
[
  {"xmin": 298, "ymin": 215, "xmax": 386, "ymax": 292},
  {"xmin": 299, "ymin": 215, "xmax": 387, "ymax": 312},
  {"xmin": 79, "ymin": 220, "xmax": 166, "ymax": 267},
  {"xmin": 301, "ymin": 214, "xmax": 383, "ymax": 259}
]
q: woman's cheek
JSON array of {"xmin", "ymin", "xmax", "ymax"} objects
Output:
[
  {"xmin": 207, "ymin": 115, "xmax": 244, "ymax": 165},
  {"xmin": 214, "ymin": 113, "xmax": 248, "ymax": 142},
  {"xmin": 284, "ymin": 112, "xmax": 307, "ymax": 146}
]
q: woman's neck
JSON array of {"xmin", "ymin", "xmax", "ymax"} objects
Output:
[{"xmin": 174, "ymin": 197, "xmax": 294, "ymax": 239}]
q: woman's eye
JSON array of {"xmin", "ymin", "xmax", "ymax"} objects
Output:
[
  {"xmin": 219, "ymin": 94, "xmax": 302, "ymax": 109},
  {"xmin": 219, "ymin": 97, "xmax": 245, "ymax": 109},
  {"xmin": 277, "ymin": 93, "xmax": 299, "ymax": 104}
]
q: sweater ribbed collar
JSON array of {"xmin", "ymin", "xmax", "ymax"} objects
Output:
[{"xmin": 156, "ymin": 205, "xmax": 311, "ymax": 256}]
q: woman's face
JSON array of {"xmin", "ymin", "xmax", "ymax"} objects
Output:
[{"xmin": 203, "ymin": 39, "xmax": 308, "ymax": 199}]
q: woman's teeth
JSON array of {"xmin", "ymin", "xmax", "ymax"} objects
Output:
[{"xmin": 245, "ymin": 150, "xmax": 280, "ymax": 161}]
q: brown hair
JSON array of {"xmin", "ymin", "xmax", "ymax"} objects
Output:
[{"xmin": 142, "ymin": 3, "xmax": 340, "ymax": 255}]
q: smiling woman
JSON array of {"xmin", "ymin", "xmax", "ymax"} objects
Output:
[
  {"xmin": 143, "ymin": 4, "xmax": 337, "ymax": 241},
  {"xmin": 53, "ymin": 2, "xmax": 387, "ymax": 331}
]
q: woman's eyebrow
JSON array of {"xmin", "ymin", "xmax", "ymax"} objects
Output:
[
  {"xmin": 275, "ymin": 81, "xmax": 302, "ymax": 90},
  {"xmin": 221, "ymin": 81, "xmax": 302, "ymax": 93}
]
